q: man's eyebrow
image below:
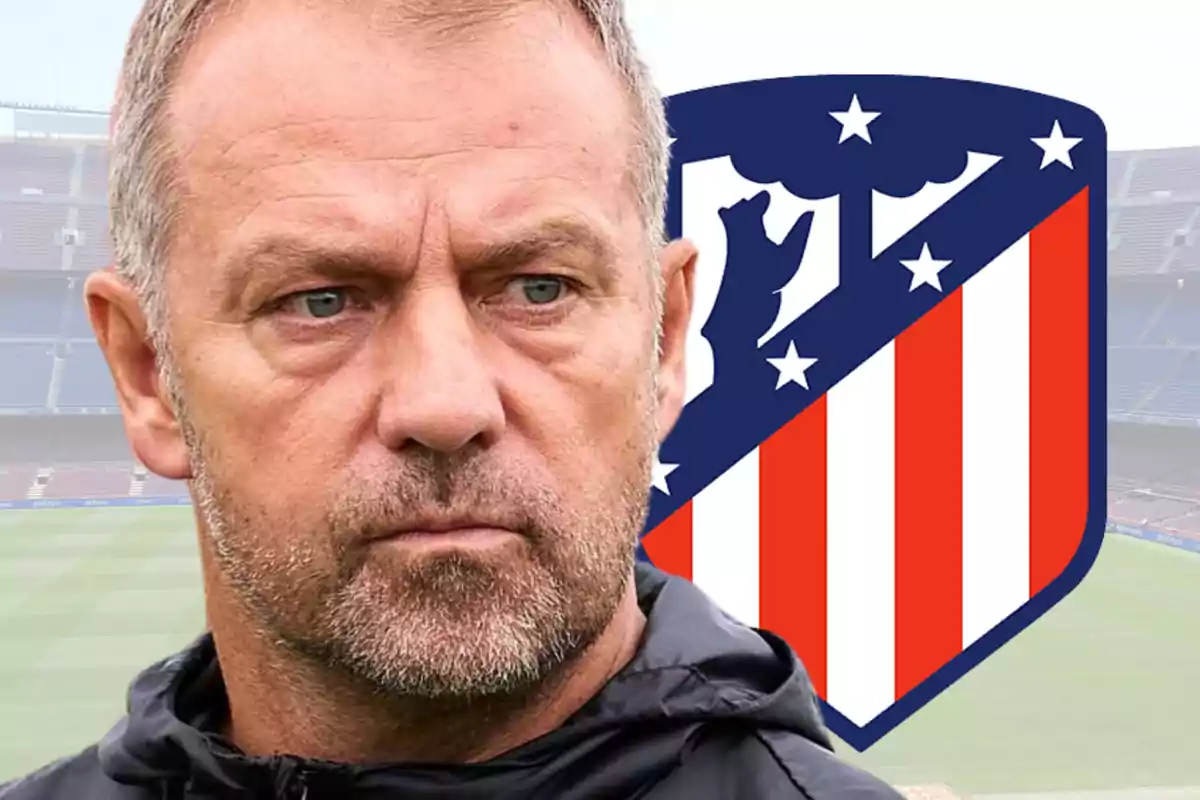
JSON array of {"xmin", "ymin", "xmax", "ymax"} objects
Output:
[
  {"xmin": 220, "ymin": 219, "xmax": 619, "ymax": 305},
  {"xmin": 220, "ymin": 238, "xmax": 394, "ymax": 307},
  {"xmin": 230, "ymin": 237, "xmax": 400, "ymax": 271},
  {"xmin": 468, "ymin": 218, "xmax": 617, "ymax": 273}
]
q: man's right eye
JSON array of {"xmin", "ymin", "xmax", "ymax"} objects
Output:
[{"xmin": 280, "ymin": 288, "xmax": 351, "ymax": 320}]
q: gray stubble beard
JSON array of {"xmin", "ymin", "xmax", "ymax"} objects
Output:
[{"xmin": 176, "ymin": 352, "xmax": 661, "ymax": 704}]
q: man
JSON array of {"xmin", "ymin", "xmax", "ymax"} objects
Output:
[{"xmin": 2, "ymin": 1, "xmax": 903, "ymax": 797}]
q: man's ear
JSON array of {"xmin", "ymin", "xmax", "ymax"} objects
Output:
[
  {"xmin": 653, "ymin": 238, "xmax": 698, "ymax": 443},
  {"xmin": 84, "ymin": 270, "xmax": 193, "ymax": 480}
]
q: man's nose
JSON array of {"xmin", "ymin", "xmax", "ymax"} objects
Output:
[{"xmin": 375, "ymin": 288, "xmax": 506, "ymax": 454}]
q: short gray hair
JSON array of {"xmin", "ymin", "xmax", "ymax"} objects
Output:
[{"xmin": 109, "ymin": 0, "xmax": 669, "ymax": 350}]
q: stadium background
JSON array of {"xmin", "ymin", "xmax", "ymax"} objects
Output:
[{"xmin": 1, "ymin": 102, "xmax": 1198, "ymax": 798}]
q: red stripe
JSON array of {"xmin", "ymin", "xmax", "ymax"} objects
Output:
[
  {"xmin": 1030, "ymin": 190, "xmax": 1090, "ymax": 595},
  {"xmin": 760, "ymin": 396, "xmax": 828, "ymax": 699},
  {"xmin": 894, "ymin": 291, "xmax": 965, "ymax": 698},
  {"xmin": 642, "ymin": 501, "xmax": 693, "ymax": 581}
]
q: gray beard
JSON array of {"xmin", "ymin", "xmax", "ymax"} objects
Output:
[{"xmin": 179, "ymin": 367, "xmax": 659, "ymax": 703}]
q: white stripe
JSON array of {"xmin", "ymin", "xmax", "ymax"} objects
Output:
[
  {"xmin": 691, "ymin": 447, "xmax": 760, "ymax": 626},
  {"xmin": 826, "ymin": 341, "xmax": 896, "ymax": 726},
  {"xmin": 962, "ymin": 235, "xmax": 1031, "ymax": 648}
]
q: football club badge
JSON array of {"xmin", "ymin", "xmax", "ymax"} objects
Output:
[{"xmin": 638, "ymin": 76, "xmax": 1107, "ymax": 750}]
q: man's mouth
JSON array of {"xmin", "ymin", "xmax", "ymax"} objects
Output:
[{"xmin": 369, "ymin": 516, "xmax": 522, "ymax": 548}]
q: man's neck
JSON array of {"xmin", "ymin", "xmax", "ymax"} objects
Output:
[{"xmin": 208, "ymin": 580, "xmax": 646, "ymax": 764}]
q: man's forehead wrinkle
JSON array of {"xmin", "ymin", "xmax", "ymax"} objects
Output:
[
  {"xmin": 194, "ymin": 103, "xmax": 482, "ymax": 149},
  {"xmin": 205, "ymin": 116, "xmax": 381, "ymax": 165},
  {"xmin": 180, "ymin": 147, "xmax": 600, "ymax": 240},
  {"xmin": 462, "ymin": 220, "xmax": 613, "ymax": 265},
  {"xmin": 188, "ymin": 109, "xmax": 602, "ymax": 174},
  {"xmin": 178, "ymin": 108, "xmax": 591, "ymax": 197},
  {"xmin": 187, "ymin": 133, "xmax": 610, "ymax": 210},
  {"xmin": 207, "ymin": 145, "xmax": 569, "ymax": 175}
]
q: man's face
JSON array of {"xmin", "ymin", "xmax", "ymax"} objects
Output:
[{"xmin": 153, "ymin": 0, "xmax": 688, "ymax": 698}]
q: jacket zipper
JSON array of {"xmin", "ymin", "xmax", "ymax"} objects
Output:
[
  {"xmin": 291, "ymin": 769, "xmax": 309, "ymax": 800},
  {"xmin": 274, "ymin": 759, "xmax": 310, "ymax": 800}
]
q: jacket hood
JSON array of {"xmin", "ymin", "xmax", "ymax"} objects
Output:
[{"xmin": 97, "ymin": 563, "xmax": 832, "ymax": 798}]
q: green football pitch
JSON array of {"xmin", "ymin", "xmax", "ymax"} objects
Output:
[{"xmin": 2, "ymin": 506, "xmax": 1198, "ymax": 797}]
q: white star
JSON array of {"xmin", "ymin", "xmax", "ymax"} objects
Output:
[
  {"xmin": 766, "ymin": 341, "xmax": 818, "ymax": 390},
  {"xmin": 830, "ymin": 94, "xmax": 881, "ymax": 144},
  {"xmin": 900, "ymin": 243, "xmax": 953, "ymax": 292},
  {"xmin": 651, "ymin": 456, "xmax": 678, "ymax": 495},
  {"xmin": 1032, "ymin": 120, "xmax": 1082, "ymax": 170}
]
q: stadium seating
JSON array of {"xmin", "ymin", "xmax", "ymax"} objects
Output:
[
  {"xmin": 1107, "ymin": 280, "xmax": 1168, "ymax": 345},
  {"xmin": 72, "ymin": 204, "xmax": 111, "ymax": 272},
  {"xmin": 1108, "ymin": 203, "xmax": 1196, "ymax": 274},
  {"xmin": 1106, "ymin": 347, "xmax": 1181, "ymax": 412},
  {"xmin": 0, "ymin": 276, "xmax": 67, "ymax": 336},
  {"xmin": 1177, "ymin": 239, "xmax": 1200, "ymax": 272},
  {"xmin": 1142, "ymin": 353, "xmax": 1200, "ymax": 417},
  {"xmin": 1143, "ymin": 279, "xmax": 1200, "ymax": 344},
  {"xmin": 1106, "ymin": 153, "xmax": 1128, "ymax": 199},
  {"xmin": 0, "ymin": 461, "xmax": 191, "ymax": 502},
  {"xmin": 1107, "ymin": 421, "xmax": 1200, "ymax": 534},
  {"xmin": 39, "ymin": 462, "xmax": 133, "ymax": 499},
  {"xmin": 0, "ymin": 201, "xmax": 70, "ymax": 271},
  {"xmin": 65, "ymin": 280, "xmax": 94, "ymax": 338},
  {"xmin": 56, "ymin": 341, "xmax": 119, "ymax": 408},
  {"xmin": 1170, "ymin": 516, "xmax": 1200, "ymax": 535},
  {"xmin": 0, "ymin": 415, "xmax": 132, "ymax": 464},
  {"xmin": 1108, "ymin": 491, "xmax": 1196, "ymax": 526},
  {"xmin": 1126, "ymin": 147, "xmax": 1200, "ymax": 197},
  {"xmin": 1110, "ymin": 430, "xmax": 1188, "ymax": 489},
  {"xmin": 0, "ymin": 464, "xmax": 36, "ymax": 501},
  {"xmin": 141, "ymin": 473, "xmax": 191, "ymax": 499},
  {"xmin": 0, "ymin": 142, "xmax": 74, "ymax": 195},
  {"xmin": 0, "ymin": 343, "xmax": 54, "ymax": 408},
  {"xmin": 80, "ymin": 146, "xmax": 108, "ymax": 200}
]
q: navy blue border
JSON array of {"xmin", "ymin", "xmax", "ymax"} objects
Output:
[{"xmin": 649, "ymin": 76, "xmax": 1110, "ymax": 752}]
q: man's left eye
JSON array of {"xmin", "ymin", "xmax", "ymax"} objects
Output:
[
  {"xmin": 284, "ymin": 288, "xmax": 351, "ymax": 319},
  {"xmin": 508, "ymin": 276, "xmax": 570, "ymax": 305}
]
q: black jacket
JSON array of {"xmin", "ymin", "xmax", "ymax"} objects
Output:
[{"xmin": 1, "ymin": 564, "xmax": 902, "ymax": 799}]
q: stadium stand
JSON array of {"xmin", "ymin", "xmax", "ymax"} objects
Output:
[
  {"xmin": 1107, "ymin": 278, "xmax": 1164, "ymax": 345},
  {"xmin": 0, "ymin": 274, "xmax": 67, "ymax": 336},
  {"xmin": 1144, "ymin": 352, "xmax": 1200, "ymax": 418},
  {"xmin": 0, "ymin": 415, "xmax": 134, "ymax": 463},
  {"xmin": 1126, "ymin": 147, "xmax": 1200, "ymax": 197},
  {"xmin": 1108, "ymin": 202, "xmax": 1196, "ymax": 274},
  {"xmin": 0, "ymin": 201, "xmax": 71, "ymax": 271},
  {"xmin": 0, "ymin": 141, "xmax": 74, "ymax": 195},
  {"xmin": 38, "ymin": 462, "xmax": 135, "ymax": 499},
  {"xmin": 141, "ymin": 472, "xmax": 192, "ymax": 499},
  {"xmin": 79, "ymin": 145, "xmax": 109, "ymax": 199},
  {"xmin": 0, "ymin": 464, "xmax": 38, "ymax": 501},
  {"xmin": 1146, "ymin": 278, "xmax": 1200, "ymax": 343},
  {"xmin": 57, "ymin": 341, "xmax": 121, "ymax": 408},
  {"xmin": 1, "ymin": 103, "xmax": 1200, "ymax": 530},
  {"xmin": 0, "ymin": 342, "xmax": 55, "ymax": 408}
]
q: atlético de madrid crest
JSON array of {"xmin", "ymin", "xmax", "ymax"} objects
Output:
[{"xmin": 636, "ymin": 76, "xmax": 1107, "ymax": 750}]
